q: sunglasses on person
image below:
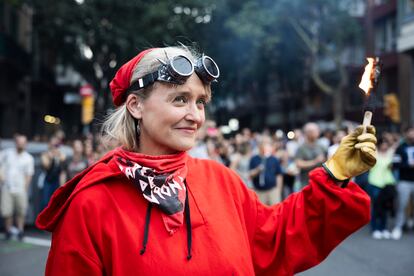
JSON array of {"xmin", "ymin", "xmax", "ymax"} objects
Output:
[{"xmin": 127, "ymin": 54, "xmax": 220, "ymax": 93}]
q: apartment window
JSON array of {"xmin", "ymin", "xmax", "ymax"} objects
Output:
[{"xmin": 375, "ymin": 16, "xmax": 396, "ymax": 54}]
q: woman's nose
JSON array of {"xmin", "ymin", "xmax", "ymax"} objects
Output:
[{"xmin": 185, "ymin": 102, "xmax": 204, "ymax": 124}]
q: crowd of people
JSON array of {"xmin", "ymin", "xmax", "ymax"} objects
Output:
[
  {"xmin": 188, "ymin": 120, "xmax": 414, "ymax": 241},
  {"xmin": 0, "ymin": 131, "xmax": 108, "ymax": 240},
  {"xmin": 0, "ymin": 121, "xmax": 413, "ymax": 241}
]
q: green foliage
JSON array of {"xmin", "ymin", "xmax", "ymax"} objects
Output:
[
  {"xmin": 28, "ymin": 0, "xmax": 216, "ymax": 92},
  {"xmin": 15, "ymin": 0, "xmax": 362, "ymax": 123},
  {"xmin": 219, "ymin": 0, "xmax": 362, "ymax": 100}
]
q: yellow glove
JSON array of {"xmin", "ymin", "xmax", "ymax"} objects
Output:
[{"xmin": 323, "ymin": 125, "xmax": 377, "ymax": 181}]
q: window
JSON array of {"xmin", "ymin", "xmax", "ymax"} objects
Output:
[{"xmin": 374, "ymin": 16, "xmax": 396, "ymax": 54}]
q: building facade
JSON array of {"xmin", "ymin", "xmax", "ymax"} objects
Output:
[
  {"xmin": 397, "ymin": 0, "xmax": 414, "ymax": 127},
  {"xmin": 0, "ymin": 2, "xmax": 76, "ymax": 139}
]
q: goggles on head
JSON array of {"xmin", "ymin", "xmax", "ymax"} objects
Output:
[{"xmin": 127, "ymin": 54, "xmax": 220, "ymax": 93}]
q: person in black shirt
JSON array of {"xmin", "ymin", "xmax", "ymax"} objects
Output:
[
  {"xmin": 40, "ymin": 136, "xmax": 66, "ymax": 209},
  {"xmin": 391, "ymin": 126, "xmax": 414, "ymax": 240}
]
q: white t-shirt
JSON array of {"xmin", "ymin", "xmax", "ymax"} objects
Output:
[
  {"xmin": 0, "ymin": 148, "xmax": 34, "ymax": 193},
  {"xmin": 286, "ymin": 140, "xmax": 300, "ymax": 158}
]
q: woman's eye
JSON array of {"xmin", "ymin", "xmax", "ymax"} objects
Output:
[
  {"xmin": 197, "ymin": 98, "xmax": 207, "ymax": 106},
  {"xmin": 174, "ymin": 96, "xmax": 187, "ymax": 104}
]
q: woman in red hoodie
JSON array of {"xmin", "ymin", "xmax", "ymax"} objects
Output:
[{"xmin": 36, "ymin": 46, "xmax": 377, "ymax": 276}]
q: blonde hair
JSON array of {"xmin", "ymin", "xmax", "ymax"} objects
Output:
[{"xmin": 101, "ymin": 46, "xmax": 211, "ymax": 151}]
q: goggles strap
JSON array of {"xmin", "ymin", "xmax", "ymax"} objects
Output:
[{"xmin": 127, "ymin": 71, "xmax": 159, "ymax": 93}]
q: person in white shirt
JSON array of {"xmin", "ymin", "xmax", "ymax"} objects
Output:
[{"xmin": 0, "ymin": 134, "xmax": 34, "ymax": 240}]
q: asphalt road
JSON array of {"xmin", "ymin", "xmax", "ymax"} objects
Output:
[
  {"xmin": 1, "ymin": 226, "xmax": 413, "ymax": 276},
  {"xmin": 300, "ymin": 227, "xmax": 414, "ymax": 276}
]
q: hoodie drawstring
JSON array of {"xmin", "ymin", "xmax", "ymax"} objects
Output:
[
  {"xmin": 139, "ymin": 186, "xmax": 192, "ymax": 260},
  {"xmin": 185, "ymin": 186, "xmax": 192, "ymax": 260},
  {"xmin": 140, "ymin": 202, "xmax": 153, "ymax": 255}
]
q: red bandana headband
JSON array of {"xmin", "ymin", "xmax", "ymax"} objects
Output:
[{"xmin": 109, "ymin": 48, "xmax": 157, "ymax": 106}]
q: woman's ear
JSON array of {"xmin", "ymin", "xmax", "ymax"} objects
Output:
[{"xmin": 125, "ymin": 94, "xmax": 143, "ymax": 119}]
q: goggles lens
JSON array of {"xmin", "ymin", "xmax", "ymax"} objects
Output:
[
  {"xmin": 203, "ymin": 56, "xmax": 219, "ymax": 78},
  {"xmin": 171, "ymin": 56, "xmax": 193, "ymax": 76}
]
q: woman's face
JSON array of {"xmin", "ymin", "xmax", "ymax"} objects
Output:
[
  {"xmin": 73, "ymin": 140, "xmax": 84, "ymax": 154},
  {"xmin": 379, "ymin": 141, "xmax": 389, "ymax": 152},
  {"xmin": 138, "ymin": 74, "xmax": 208, "ymax": 155},
  {"xmin": 84, "ymin": 141, "xmax": 93, "ymax": 155}
]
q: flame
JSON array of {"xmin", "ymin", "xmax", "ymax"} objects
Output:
[{"xmin": 359, "ymin": 57, "xmax": 375, "ymax": 95}]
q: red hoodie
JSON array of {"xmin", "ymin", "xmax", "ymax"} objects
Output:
[{"xmin": 36, "ymin": 151, "xmax": 370, "ymax": 276}]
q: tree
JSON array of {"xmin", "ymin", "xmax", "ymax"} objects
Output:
[
  {"xmin": 21, "ymin": 0, "xmax": 217, "ymax": 110},
  {"xmin": 9, "ymin": 0, "xmax": 363, "ymax": 131},
  {"xmin": 223, "ymin": 0, "xmax": 363, "ymax": 127}
]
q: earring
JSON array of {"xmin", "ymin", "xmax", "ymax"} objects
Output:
[{"xmin": 136, "ymin": 119, "xmax": 141, "ymax": 136}]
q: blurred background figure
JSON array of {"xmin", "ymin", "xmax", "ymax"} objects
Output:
[
  {"xmin": 286, "ymin": 129, "xmax": 303, "ymax": 160},
  {"xmin": 242, "ymin": 128, "xmax": 257, "ymax": 155},
  {"xmin": 188, "ymin": 123, "xmax": 209, "ymax": 159},
  {"xmin": 217, "ymin": 139, "xmax": 232, "ymax": 167},
  {"xmin": 230, "ymin": 141, "xmax": 252, "ymax": 187},
  {"xmin": 392, "ymin": 126, "xmax": 414, "ymax": 240},
  {"xmin": 84, "ymin": 138, "xmax": 98, "ymax": 166},
  {"xmin": 318, "ymin": 129, "xmax": 334, "ymax": 152},
  {"xmin": 0, "ymin": 134, "xmax": 34, "ymax": 241},
  {"xmin": 94, "ymin": 135, "xmax": 109, "ymax": 160},
  {"xmin": 62, "ymin": 139, "xmax": 88, "ymax": 182},
  {"xmin": 40, "ymin": 136, "xmax": 66, "ymax": 209},
  {"xmin": 295, "ymin": 123, "xmax": 326, "ymax": 188},
  {"xmin": 53, "ymin": 130, "xmax": 66, "ymax": 146},
  {"xmin": 249, "ymin": 137, "xmax": 283, "ymax": 205},
  {"xmin": 206, "ymin": 138, "xmax": 222, "ymax": 163},
  {"xmin": 367, "ymin": 138, "xmax": 396, "ymax": 239},
  {"xmin": 284, "ymin": 129, "xmax": 302, "ymax": 195},
  {"xmin": 328, "ymin": 129, "xmax": 347, "ymax": 159}
]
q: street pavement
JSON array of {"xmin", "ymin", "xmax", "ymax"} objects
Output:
[
  {"xmin": 1, "ymin": 226, "xmax": 413, "ymax": 276},
  {"xmin": 300, "ymin": 226, "xmax": 414, "ymax": 276}
]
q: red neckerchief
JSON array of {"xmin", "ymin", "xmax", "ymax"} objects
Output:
[{"xmin": 113, "ymin": 148, "xmax": 188, "ymax": 235}]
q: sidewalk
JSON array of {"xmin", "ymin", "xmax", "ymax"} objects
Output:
[
  {"xmin": 0, "ymin": 227, "xmax": 50, "ymax": 276},
  {"xmin": 300, "ymin": 226, "xmax": 414, "ymax": 276}
]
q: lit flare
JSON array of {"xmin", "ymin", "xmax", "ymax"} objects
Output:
[{"xmin": 359, "ymin": 57, "xmax": 375, "ymax": 95}]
